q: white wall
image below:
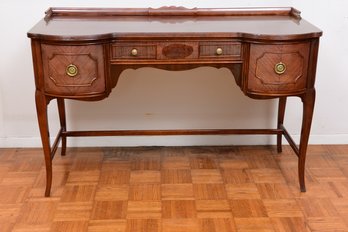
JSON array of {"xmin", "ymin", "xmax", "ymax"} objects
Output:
[{"xmin": 0, "ymin": 0, "xmax": 347, "ymax": 147}]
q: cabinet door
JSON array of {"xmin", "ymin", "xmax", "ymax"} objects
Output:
[
  {"xmin": 247, "ymin": 43, "xmax": 310, "ymax": 95},
  {"xmin": 41, "ymin": 44, "xmax": 106, "ymax": 97}
]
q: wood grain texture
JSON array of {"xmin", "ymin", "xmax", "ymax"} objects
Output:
[
  {"xmin": 1, "ymin": 145, "xmax": 348, "ymax": 231},
  {"xmin": 199, "ymin": 42, "xmax": 241, "ymax": 59},
  {"xmin": 247, "ymin": 43, "xmax": 310, "ymax": 95},
  {"xmin": 41, "ymin": 44, "xmax": 106, "ymax": 97}
]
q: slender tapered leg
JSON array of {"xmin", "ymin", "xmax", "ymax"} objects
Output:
[
  {"xmin": 277, "ymin": 97, "xmax": 287, "ymax": 153},
  {"xmin": 298, "ymin": 89, "xmax": 316, "ymax": 192},
  {"xmin": 35, "ymin": 91, "xmax": 52, "ymax": 197},
  {"xmin": 57, "ymin": 98, "xmax": 67, "ymax": 156}
]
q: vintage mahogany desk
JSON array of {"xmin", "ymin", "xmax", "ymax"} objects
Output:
[{"xmin": 27, "ymin": 7, "xmax": 322, "ymax": 196}]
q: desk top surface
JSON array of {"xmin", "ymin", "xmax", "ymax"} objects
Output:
[{"xmin": 28, "ymin": 7, "xmax": 322, "ymax": 42}]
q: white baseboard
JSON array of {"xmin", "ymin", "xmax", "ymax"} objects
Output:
[{"xmin": 0, "ymin": 134, "xmax": 348, "ymax": 148}]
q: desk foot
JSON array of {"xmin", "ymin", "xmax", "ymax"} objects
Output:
[
  {"xmin": 44, "ymin": 168, "xmax": 52, "ymax": 197},
  {"xmin": 300, "ymin": 185, "xmax": 306, "ymax": 193}
]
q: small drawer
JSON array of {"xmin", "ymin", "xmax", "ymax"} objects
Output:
[
  {"xmin": 199, "ymin": 42, "xmax": 241, "ymax": 59},
  {"xmin": 247, "ymin": 43, "xmax": 310, "ymax": 95},
  {"xmin": 112, "ymin": 43, "xmax": 157, "ymax": 59},
  {"xmin": 41, "ymin": 44, "xmax": 106, "ymax": 96}
]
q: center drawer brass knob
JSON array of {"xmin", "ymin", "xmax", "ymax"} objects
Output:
[
  {"xmin": 274, "ymin": 62, "xmax": 286, "ymax": 75},
  {"xmin": 66, "ymin": 64, "xmax": 78, "ymax": 77},
  {"xmin": 216, "ymin": 47, "xmax": 223, "ymax": 55},
  {"xmin": 131, "ymin": 48, "xmax": 138, "ymax": 56}
]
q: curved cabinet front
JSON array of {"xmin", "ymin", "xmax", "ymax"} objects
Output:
[
  {"xmin": 246, "ymin": 42, "xmax": 310, "ymax": 96},
  {"xmin": 41, "ymin": 44, "xmax": 107, "ymax": 97}
]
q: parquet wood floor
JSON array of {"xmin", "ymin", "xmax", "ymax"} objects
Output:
[{"xmin": 0, "ymin": 145, "xmax": 348, "ymax": 231}]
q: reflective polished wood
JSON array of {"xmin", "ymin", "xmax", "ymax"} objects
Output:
[{"xmin": 27, "ymin": 7, "xmax": 322, "ymax": 196}]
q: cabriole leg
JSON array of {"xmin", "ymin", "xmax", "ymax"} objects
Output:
[
  {"xmin": 35, "ymin": 91, "xmax": 52, "ymax": 197},
  {"xmin": 298, "ymin": 89, "xmax": 316, "ymax": 192}
]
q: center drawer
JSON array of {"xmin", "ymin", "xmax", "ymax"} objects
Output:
[{"xmin": 111, "ymin": 41, "xmax": 242, "ymax": 61}]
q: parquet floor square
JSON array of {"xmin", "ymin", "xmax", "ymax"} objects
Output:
[
  {"xmin": 130, "ymin": 170, "xmax": 161, "ymax": 183},
  {"xmin": 67, "ymin": 171, "xmax": 100, "ymax": 185},
  {"xmin": 193, "ymin": 183, "xmax": 228, "ymax": 200},
  {"xmin": 190, "ymin": 155, "xmax": 218, "ymax": 169},
  {"xmin": 90, "ymin": 201, "xmax": 127, "ymax": 220},
  {"xmin": 161, "ymin": 184, "xmax": 194, "ymax": 200},
  {"xmin": 54, "ymin": 202, "xmax": 93, "ymax": 221},
  {"xmin": 222, "ymin": 169, "xmax": 253, "ymax": 184},
  {"xmin": 230, "ymin": 199, "xmax": 268, "ymax": 217},
  {"xmin": 196, "ymin": 200, "xmax": 231, "ymax": 212},
  {"xmin": 129, "ymin": 184, "xmax": 161, "ymax": 201},
  {"xmin": 127, "ymin": 201, "xmax": 161, "ymax": 219},
  {"xmin": 162, "ymin": 200, "xmax": 197, "ymax": 218},
  {"xmin": 161, "ymin": 169, "xmax": 191, "ymax": 184},
  {"xmin": 191, "ymin": 169, "xmax": 223, "ymax": 183},
  {"xmin": 225, "ymin": 183, "xmax": 261, "ymax": 199},
  {"xmin": 95, "ymin": 185, "xmax": 129, "ymax": 201},
  {"xmin": 161, "ymin": 156, "xmax": 190, "ymax": 169},
  {"xmin": 60, "ymin": 185, "xmax": 96, "ymax": 202},
  {"xmin": 98, "ymin": 170, "xmax": 130, "ymax": 185},
  {"xmin": 1, "ymin": 145, "xmax": 348, "ymax": 231},
  {"xmin": 256, "ymin": 183, "xmax": 294, "ymax": 199},
  {"xmin": 263, "ymin": 199, "xmax": 303, "ymax": 217},
  {"xmin": 131, "ymin": 155, "xmax": 161, "ymax": 170}
]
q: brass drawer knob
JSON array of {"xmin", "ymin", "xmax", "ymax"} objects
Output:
[
  {"xmin": 216, "ymin": 47, "xmax": 223, "ymax": 55},
  {"xmin": 66, "ymin": 64, "xmax": 78, "ymax": 77},
  {"xmin": 274, "ymin": 62, "xmax": 286, "ymax": 75},
  {"xmin": 131, "ymin": 48, "xmax": 138, "ymax": 56}
]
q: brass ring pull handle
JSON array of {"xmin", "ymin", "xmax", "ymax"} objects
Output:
[
  {"xmin": 216, "ymin": 47, "xmax": 223, "ymax": 55},
  {"xmin": 274, "ymin": 62, "xmax": 286, "ymax": 75},
  {"xmin": 131, "ymin": 48, "xmax": 138, "ymax": 56},
  {"xmin": 66, "ymin": 64, "xmax": 78, "ymax": 77}
]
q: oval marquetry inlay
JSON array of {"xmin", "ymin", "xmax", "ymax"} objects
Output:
[{"xmin": 162, "ymin": 44, "xmax": 193, "ymax": 59}]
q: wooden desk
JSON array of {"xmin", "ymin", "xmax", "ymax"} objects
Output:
[{"xmin": 27, "ymin": 7, "xmax": 322, "ymax": 196}]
